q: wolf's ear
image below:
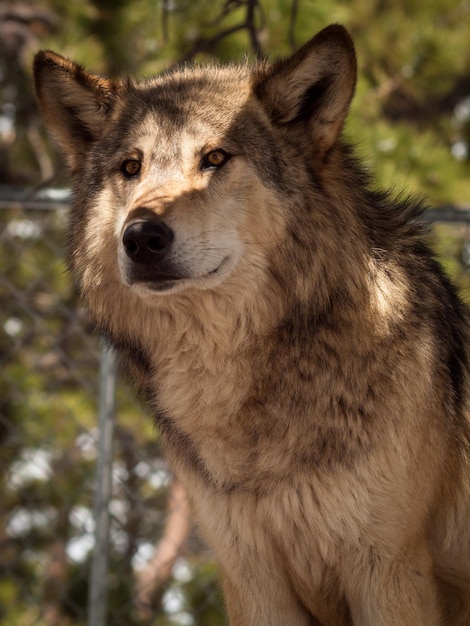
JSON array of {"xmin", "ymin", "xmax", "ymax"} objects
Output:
[
  {"xmin": 33, "ymin": 51, "xmax": 120, "ymax": 171},
  {"xmin": 254, "ymin": 25, "xmax": 356, "ymax": 159}
]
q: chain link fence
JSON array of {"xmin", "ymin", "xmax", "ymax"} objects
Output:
[
  {"xmin": 0, "ymin": 187, "xmax": 226, "ymax": 626},
  {"xmin": 1, "ymin": 186, "xmax": 470, "ymax": 626}
]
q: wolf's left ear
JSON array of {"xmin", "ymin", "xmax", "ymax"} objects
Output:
[
  {"xmin": 33, "ymin": 51, "xmax": 120, "ymax": 171},
  {"xmin": 254, "ymin": 24, "xmax": 357, "ymax": 159}
]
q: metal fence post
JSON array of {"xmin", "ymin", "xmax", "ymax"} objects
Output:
[{"xmin": 87, "ymin": 344, "xmax": 117, "ymax": 626}]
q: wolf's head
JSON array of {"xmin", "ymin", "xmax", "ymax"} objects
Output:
[{"xmin": 33, "ymin": 25, "xmax": 357, "ymax": 332}]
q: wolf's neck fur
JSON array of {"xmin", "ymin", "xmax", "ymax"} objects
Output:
[{"xmin": 87, "ymin": 215, "xmax": 390, "ymax": 490}]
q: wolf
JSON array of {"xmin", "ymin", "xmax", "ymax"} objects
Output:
[{"xmin": 33, "ymin": 24, "xmax": 470, "ymax": 625}]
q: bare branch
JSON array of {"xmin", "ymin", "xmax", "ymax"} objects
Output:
[
  {"xmin": 134, "ymin": 481, "xmax": 192, "ymax": 620},
  {"xmin": 173, "ymin": 0, "xmax": 268, "ymax": 65},
  {"xmin": 161, "ymin": 0, "xmax": 170, "ymax": 45},
  {"xmin": 288, "ymin": 0, "xmax": 300, "ymax": 50},
  {"xmin": 27, "ymin": 120, "xmax": 54, "ymax": 182},
  {"xmin": 178, "ymin": 22, "xmax": 248, "ymax": 65},
  {"xmin": 246, "ymin": 0, "xmax": 265, "ymax": 60}
]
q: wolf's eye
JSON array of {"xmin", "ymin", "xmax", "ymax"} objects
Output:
[
  {"xmin": 121, "ymin": 159, "xmax": 141, "ymax": 178},
  {"xmin": 201, "ymin": 149, "xmax": 230, "ymax": 170}
]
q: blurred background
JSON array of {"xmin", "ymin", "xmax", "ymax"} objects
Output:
[{"xmin": 0, "ymin": 1, "xmax": 469, "ymax": 625}]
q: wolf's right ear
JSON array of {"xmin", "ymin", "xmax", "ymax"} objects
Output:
[
  {"xmin": 254, "ymin": 25, "xmax": 357, "ymax": 161},
  {"xmin": 33, "ymin": 51, "xmax": 120, "ymax": 171}
]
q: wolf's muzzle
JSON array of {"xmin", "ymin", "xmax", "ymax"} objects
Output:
[{"xmin": 122, "ymin": 213, "xmax": 174, "ymax": 265}]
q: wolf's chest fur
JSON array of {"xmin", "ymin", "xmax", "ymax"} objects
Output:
[{"xmin": 145, "ymin": 292, "xmax": 428, "ymax": 492}]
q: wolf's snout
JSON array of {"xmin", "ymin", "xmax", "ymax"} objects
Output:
[{"xmin": 122, "ymin": 216, "xmax": 174, "ymax": 264}]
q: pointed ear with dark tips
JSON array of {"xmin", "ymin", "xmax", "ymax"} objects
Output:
[
  {"xmin": 254, "ymin": 25, "xmax": 357, "ymax": 159},
  {"xmin": 33, "ymin": 51, "xmax": 121, "ymax": 171}
]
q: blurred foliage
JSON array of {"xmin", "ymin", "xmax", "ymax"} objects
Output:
[{"xmin": 0, "ymin": 0, "xmax": 470, "ymax": 625}]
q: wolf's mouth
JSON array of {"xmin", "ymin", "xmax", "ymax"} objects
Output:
[
  {"xmin": 125, "ymin": 255, "xmax": 232, "ymax": 294},
  {"xmin": 208, "ymin": 256, "xmax": 230, "ymax": 276}
]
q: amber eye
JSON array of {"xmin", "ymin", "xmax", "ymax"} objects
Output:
[
  {"xmin": 202, "ymin": 149, "xmax": 230, "ymax": 170},
  {"xmin": 121, "ymin": 159, "xmax": 141, "ymax": 178}
]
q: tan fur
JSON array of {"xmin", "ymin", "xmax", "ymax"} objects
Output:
[{"xmin": 34, "ymin": 25, "xmax": 470, "ymax": 625}]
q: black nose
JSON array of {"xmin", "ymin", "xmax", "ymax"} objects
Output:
[{"xmin": 122, "ymin": 216, "xmax": 174, "ymax": 264}]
